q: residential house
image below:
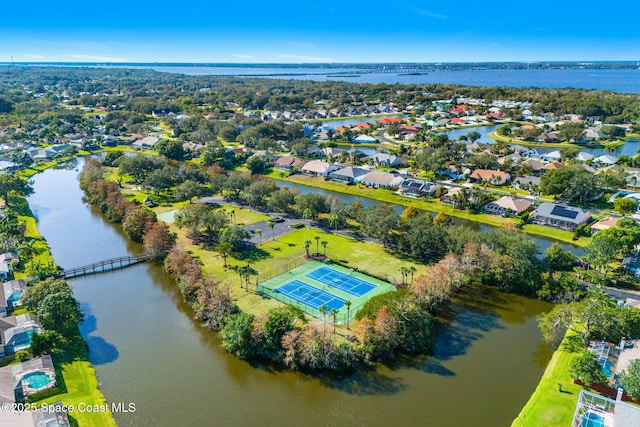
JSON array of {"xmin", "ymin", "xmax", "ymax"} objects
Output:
[
  {"xmin": 590, "ymin": 216, "xmax": 637, "ymax": 233},
  {"xmin": 328, "ymin": 167, "xmax": 369, "ymax": 183},
  {"xmin": 320, "ymin": 147, "xmax": 344, "ymax": 160},
  {"xmin": 0, "ymin": 313, "xmax": 42, "ymax": 356},
  {"xmin": 372, "ymin": 153, "xmax": 405, "ymax": 168},
  {"xmin": 521, "ymin": 148, "xmax": 542, "ymax": 159},
  {"xmin": 535, "ymin": 133, "xmax": 561, "ymax": 143},
  {"xmin": 594, "ymin": 155, "xmax": 618, "ymax": 166},
  {"xmin": 512, "ymin": 176, "xmax": 540, "ymax": 191},
  {"xmin": 626, "ymin": 171, "xmax": 640, "ymax": 188},
  {"xmin": 468, "ymin": 169, "xmax": 511, "ymax": 185},
  {"xmin": 361, "ymin": 171, "xmax": 404, "ymax": 189},
  {"xmin": 132, "ymin": 136, "xmax": 161, "ymax": 150},
  {"xmin": 353, "ymin": 135, "xmax": 377, "ymax": 143},
  {"xmin": 274, "ymin": 156, "xmax": 307, "ymax": 171},
  {"xmin": 398, "ymin": 178, "xmax": 441, "ymax": 197},
  {"xmin": 1, "ymin": 354, "xmax": 57, "ymax": 401},
  {"xmin": 530, "ymin": 203, "xmax": 592, "ymax": 231},
  {"xmin": 0, "ymin": 253, "xmax": 17, "ymax": 281},
  {"xmin": 541, "ymin": 150, "xmax": 562, "ymax": 162},
  {"xmin": 482, "ymin": 196, "xmax": 532, "ymax": 217},
  {"xmin": 497, "ymin": 152, "xmax": 522, "ymax": 166},
  {"xmin": 541, "ymin": 161, "xmax": 564, "ymax": 172},
  {"xmin": 300, "ymin": 160, "xmax": 339, "ymax": 177},
  {"xmin": 576, "ymin": 152, "xmax": 595, "ymax": 163},
  {"xmin": 0, "ymin": 280, "xmax": 26, "ymax": 317}
]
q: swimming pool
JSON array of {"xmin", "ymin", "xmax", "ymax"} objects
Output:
[
  {"xmin": 580, "ymin": 411, "xmax": 606, "ymax": 427},
  {"xmin": 22, "ymin": 371, "xmax": 53, "ymax": 389},
  {"xmin": 600, "ymin": 359, "xmax": 614, "ymax": 378}
]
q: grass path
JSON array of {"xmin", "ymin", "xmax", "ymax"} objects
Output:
[{"xmin": 512, "ymin": 330, "xmax": 583, "ymax": 427}]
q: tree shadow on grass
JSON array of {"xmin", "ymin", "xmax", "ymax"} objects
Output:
[
  {"xmin": 233, "ymin": 246, "xmax": 271, "ymax": 262},
  {"xmin": 560, "ymin": 333, "xmax": 585, "ymax": 353}
]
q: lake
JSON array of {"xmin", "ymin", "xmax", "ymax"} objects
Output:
[{"xmin": 25, "ymin": 159, "xmax": 555, "ymax": 426}]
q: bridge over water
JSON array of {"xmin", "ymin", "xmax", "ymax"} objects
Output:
[{"xmin": 54, "ymin": 254, "xmax": 150, "ymax": 279}]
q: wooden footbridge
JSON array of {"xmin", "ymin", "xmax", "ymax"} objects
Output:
[{"xmin": 54, "ymin": 254, "xmax": 151, "ymax": 279}]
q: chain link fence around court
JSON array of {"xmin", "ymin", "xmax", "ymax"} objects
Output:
[
  {"xmin": 256, "ymin": 285, "xmax": 367, "ymax": 324},
  {"xmin": 255, "ymin": 256, "xmax": 308, "ymax": 285}
]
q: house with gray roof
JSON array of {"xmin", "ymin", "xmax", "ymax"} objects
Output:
[
  {"xmin": 0, "ymin": 280, "xmax": 26, "ymax": 318},
  {"xmin": 0, "ymin": 313, "xmax": 42, "ymax": 357},
  {"xmin": 512, "ymin": 176, "xmax": 541, "ymax": 191},
  {"xmin": 576, "ymin": 152, "xmax": 595, "ymax": 162},
  {"xmin": 372, "ymin": 153, "xmax": 405, "ymax": 168},
  {"xmin": 361, "ymin": 171, "xmax": 404, "ymax": 189},
  {"xmin": 398, "ymin": 178, "xmax": 441, "ymax": 197},
  {"xmin": 530, "ymin": 203, "xmax": 592, "ymax": 231},
  {"xmin": 328, "ymin": 167, "xmax": 369, "ymax": 183}
]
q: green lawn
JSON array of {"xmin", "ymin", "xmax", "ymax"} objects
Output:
[
  {"xmin": 10, "ymin": 195, "xmax": 116, "ymax": 427},
  {"xmin": 31, "ymin": 335, "xmax": 116, "ymax": 427},
  {"xmin": 512, "ymin": 330, "xmax": 584, "ymax": 427},
  {"xmin": 175, "ymin": 227, "xmax": 424, "ymax": 318}
]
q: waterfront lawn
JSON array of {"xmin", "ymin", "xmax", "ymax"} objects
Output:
[
  {"xmin": 178, "ymin": 227, "xmax": 424, "ymax": 317},
  {"xmin": 511, "ymin": 330, "xmax": 583, "ymax": 427},
  {"xmin": 266, "ymin": 172, "xmax": 589, "ymax": 246},
  {"xmin": 34, "ymin": 332, "xmax": 116, "ymax": 427}
]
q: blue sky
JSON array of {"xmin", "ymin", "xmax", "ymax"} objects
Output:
[{"xmin": 3, "ymin": 1, "xmax": 640, "ymax": 63}]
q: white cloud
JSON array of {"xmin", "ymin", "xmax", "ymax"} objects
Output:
[
  {"xmin": 229, "ymin": 54, "xmax": 255, "ymax": 59},
  {"xmin": 417, "ymin": 9, "xmax": 449, "ymax": 20},
  {"xmin": 277, "ymin": 54, "xmax": 336, "ymax": 62},
  {"xmin": 68, "ymin": 54, "xmax": 129, "ymax": 62},
  {"xmin": 23, "ymin": 54, "xmax": 46, "ymax": 59}
]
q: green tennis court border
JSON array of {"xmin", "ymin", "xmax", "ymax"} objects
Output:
[{"xmin": 257, "ymin": 260, "xmax": 396, "ymax": 323}]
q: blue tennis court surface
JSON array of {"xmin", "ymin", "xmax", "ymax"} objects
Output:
[
  {"xmin": 306, "ymin": 266, "xmax": 377, "ymax": 297},
  {"xmin": 275, "ymin": 280, "xmax": 345, "ymax": 310}
]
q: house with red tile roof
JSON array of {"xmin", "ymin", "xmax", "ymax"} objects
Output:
[
  {"xmin": 469, "ymin": 169, "xmax": 511, "ymax": 185},
  {"xmin": 375, "ymin": 117, "xmax": 404, "ymax": 125}
]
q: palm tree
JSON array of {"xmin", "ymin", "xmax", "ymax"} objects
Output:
[
  {"xmin": 18, "ymin": 240, "xmax": 41, "ymax": 269},
  {"xmin": 228, "ymin": 208, "xmax": 236, "ymax": 224},
  {"xmin": 302, "ymin": 208, "xmax": 313, "ymax": 240},
  {"xmin": 330, "ymin": 309, "xmax": 338, "ymax": 336},
  {"xmin": 345, "ymin": 300, "xmax": 352, "ymax": 330},
  {"xmin": 398, "ymin": 266, "xmax": 409, "ymax": 285},
  {"xmin": 321, "ymin": 240, "xmax": 328, "ymax": 256},
  {"xmin": 314, "ymin": 236, "xmax": 320, "ymax": 256},
  {"xmin": 329, "ymin": 213, "xmax": 341, "ymax": 230},
  {"xmin": 267, "ymin": 221, "xmax": 275, "ymax": 240},
  {"xmin": 304, "ymin": 240, "xmax": 311, "ymax": 258},
  {"xmin": 408, "ymin": 266, "xmax": 417, "ymax": 284},
  {"xmin": 319, "ymin": 304, "xmax": 329, "ymax": 339}
]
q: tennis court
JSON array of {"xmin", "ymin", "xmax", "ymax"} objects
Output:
[
  {"xmin": 275, "ymin": 280, "xmax": 345, "ymax": 310},
  {"xmin": 306, "ymin": 266, "xmax": 376, "ymax": 297},
  {"xmin": 258, "ymin": 260, "xmax": 396, "ymax": 323}
]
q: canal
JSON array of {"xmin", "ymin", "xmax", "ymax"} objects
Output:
[
  {"xmin": 27, "ymin": 159, "xmax": 554, "ymax": 427},
  {"xmin": 269, "ymin": 177, "xmax": 585, "ymax": 257}
]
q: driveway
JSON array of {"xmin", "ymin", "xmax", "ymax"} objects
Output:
[{"xmin": 245, "ymin": 216, "xmax": 300, "ymax": 244}]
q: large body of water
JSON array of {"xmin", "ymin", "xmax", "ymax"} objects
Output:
[
  {"xmin": 25, "ymin": 159, "xmax": 554, "ymax": 426},
  {"xmin": 126, "ymin": 65, "xmax": 640, "ymax": 94}
]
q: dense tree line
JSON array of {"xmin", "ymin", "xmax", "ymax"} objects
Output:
[{"xmin": 79, "ymin": 159, "xmax": 176, "ymax": 259}]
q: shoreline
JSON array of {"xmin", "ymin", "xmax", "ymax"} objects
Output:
[
  {"xmin": 266, "ymin": 172, "xmax": 589, "ymax": 247},
  {"xmin": 13, "ymin": 158, "xmax": 116, "ymax": 427}
]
